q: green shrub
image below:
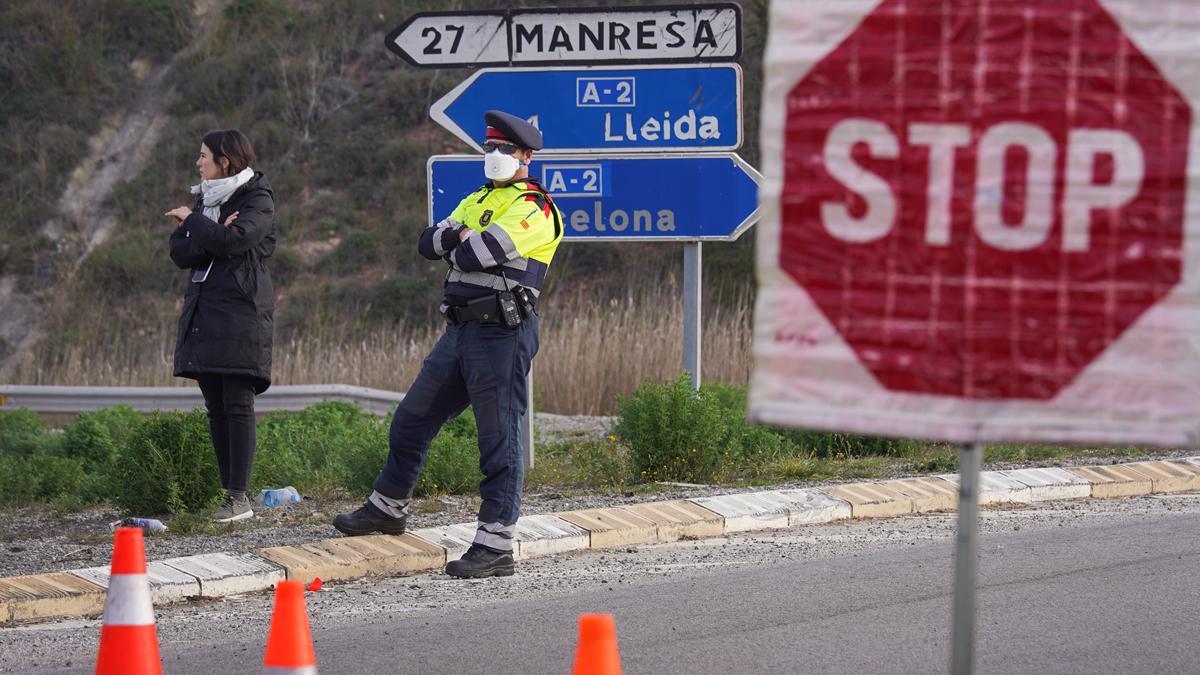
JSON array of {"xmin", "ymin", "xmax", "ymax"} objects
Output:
[
  {"xmin": 320, "ymin": 276, "xmax": 438, "ymax": 327},
  {"xmin": 78, "ymin": 229, "xmax": 179, "ymax": 296},
  {"xmin": 615, "ymin": 377, "xmax": 797, "ymax": 483},
  {"xmin": 415, "ymin": 410, "xmax": 481, "ymax": 497},
  {"xmin": 0, "ymin": 226, "xmax": 58, "ymax": 277},
  {"xmin": 702, "ymin": 380, "xmax": 925, "ymax": 460},
  {"xmin": 337, "ymin": 429, "xmax": 391, "ymax": 497},
  {"xmin": 985, "ymin": 444, "xmax": 1069, "ymax": 463},
  {"xmin": 314, "ymin": 131, "xmax": 392, "ymax": 201},
  {"xmin": 0, "ymin": 408, "xmax": 48, "ymax": 457},
  {"xmin": 59, "ymin": 405, "xmax": 142, "ymax": 470},
  {"xmin": 773, "ymin": 428, "xmax": 925, "ymax": 459},
  {"xmin": 101, "ymin": 0, "xmax": 191, "ymax": 59},
  {"xmin": 57, "ymin": 415, "xmax": 119, "ymax": 501},
  {"xmin": 528, "ymin": 439, "xmax": 630, "ymax": 489},
  {"xmin": 309, "ymin": 402, "xmax": 388, "ymax": 494},
  {"xmin": 319, "ymin": 230, "xmax": 387, "ymax": 275},
  {"xmin": 275, "ymin": 284, "xmax": 321, "ymax": 338},
  {"xmin": 328, "ymin": 280, "xmax": 374, "ymax": 316},
  {"xmin": 270, "ymin": 245, "xmax": 303, "ymax": 286},
  {"xmin": 113, "ymin": 410, "xmax": 220, "ymax": 515},
  {"xmin": 0, "ymin": 453, "xmax": 86, "ymax": 506},
  {"xmin": 221, "ymin": 0, "xmax": 285, "ymax": 26},
  {"xmin": 368, "ymin": 276, "xmax": 434, "ymax": 320},
  {"xmin": 254, "ymin": 401, "xmax": 388, "ymax": 495},
  {"xmin": 378, "ymin": 69, "xmax": 438, "ymax": 131},
  {"xmin": 908, "ymin": 454, "xmax": 958, "ymax": 474},
  {"xmin": 92, "ymin": 405, "xmax": 144, "ymax": 445},
  {"xmin": 254, "ymin": 402, "xmax": 483, "ymax": 498},
  {"xmin": 57, "ymin": 405, "xmax": 144, "ymax": 503},
  {"xmin": 616, "ymin": 374, "xmax": 743, "ymax": 483},
  {"xmin": 170, "ymin": 48, "xmax": 258, "ymax": 116},
  {"xmin": 732, "ymin": 422, "xmax": 785, "ymax": 477}
]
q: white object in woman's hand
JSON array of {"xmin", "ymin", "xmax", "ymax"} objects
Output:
[
  {"xmin": 223, "ymin": 211, "xmax": 239, "ymax": 227},
  {"xmin": 164, "ymin": 206, "xmax": 191, "ymax": 223}
]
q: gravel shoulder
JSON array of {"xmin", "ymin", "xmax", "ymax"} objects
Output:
[
  {"xmin": 0, "ymin": 413, "xmax": 1195, "ymax": 578},
  {"xmin": 3, "ymin": 492, "xmax": 1199, "ymax": 674}
]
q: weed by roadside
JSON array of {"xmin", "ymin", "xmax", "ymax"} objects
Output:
[
  {"xmin": 0, "ymin": 378, "xmax": 1166, "ymax": 524},
  {"xmin": 527, "ymin": 439, "xmax": 630, "ymax": 491}
]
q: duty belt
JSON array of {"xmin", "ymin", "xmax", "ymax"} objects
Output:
[{"xmin": 440, "ymin": 297, "xmax": 503, "ymax": 325}]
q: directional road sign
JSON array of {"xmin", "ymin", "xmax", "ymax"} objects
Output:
[
  {"xmin": 386, "ymin": 4, "xmax": 741, "ymax": 68},
  {"xmin": 431, "ymin": 65, "xmax": 742, "ymax": 154},
  {"xmin": 428, "ymin": 154, "xmax": 761, "ymax": 241}
]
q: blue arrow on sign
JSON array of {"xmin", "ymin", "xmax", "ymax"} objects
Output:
[
  {"xmin": 428, "ymin": 153, "xmax": 761, "ymax": 241},
  {"xmin": 430, "ymin": 65, "xmax": 742, "ymax": 154}
]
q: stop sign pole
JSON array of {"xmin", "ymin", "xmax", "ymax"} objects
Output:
[
  {"xmin": 754, "ymin": 2, "xmax": 1200, "ymax": 674},
  {"xmin": 950, "ymin": 443, "xmax": 981, "ymax": 674}
]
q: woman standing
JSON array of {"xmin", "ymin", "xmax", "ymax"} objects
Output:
[{"xmin": 165, "ymin": 129, "xmax": 276, "ymax": 522}]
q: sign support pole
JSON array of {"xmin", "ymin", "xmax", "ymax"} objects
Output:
[
  {"xmin": 683, "ymin": 242, "xmax": 702, "ymax": 391},
  {"xmin": 950, "ymin": 442, "xmax": 982, "ymax": 675}
]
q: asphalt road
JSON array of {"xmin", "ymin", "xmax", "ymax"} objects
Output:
[{"xmin": 5, "ymin": 493, "xmax": 1199, "ymax": 674}]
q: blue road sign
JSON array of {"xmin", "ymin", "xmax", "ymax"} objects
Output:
[
  {"xmin": 430, "ymin": 65, "xmax": 742, "ymax": 154},
  {"xmin": 428, "ymin": 153, "xmax": 761, "ymax": 241}
]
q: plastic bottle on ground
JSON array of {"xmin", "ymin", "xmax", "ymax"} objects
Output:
[
  {"xmin": 259, "ymin": 486, "xmax": 302, "ymax": 508},
  {"xmin": 108, "ymin": 517, "xmax": 168, "ymax": 534}
]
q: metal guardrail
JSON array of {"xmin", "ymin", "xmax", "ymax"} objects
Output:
[{"xmin": 0, "ymin": 384, "xmax": 405, "ymax": 417}]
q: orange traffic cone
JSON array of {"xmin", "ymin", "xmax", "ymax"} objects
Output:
[
  {"xmin": 571, "ymin": 613, "xmax": 622, "ymax": 675},
  {"xmin": 95, "ymin": 527, "xmax": 162, "ymax": 674},
  {"xmin": 263, "ymin": 580, "xmax": 318, "ymax": 674}
]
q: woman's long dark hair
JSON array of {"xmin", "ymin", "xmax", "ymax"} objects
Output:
[{"xmin": 202, "ymin": 129, "xmax": 256, "ymax": 177}]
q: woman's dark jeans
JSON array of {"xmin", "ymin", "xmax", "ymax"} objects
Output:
[{"xmin": 196, "ymin": 374, "xmax": 257, "ymax": 494}]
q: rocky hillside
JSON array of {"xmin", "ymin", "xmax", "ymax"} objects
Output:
[{"xmin": 0, "ymin": 0, "xmax": 765, "ymax": 380}]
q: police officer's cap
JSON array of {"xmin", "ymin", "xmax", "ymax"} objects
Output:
[{"xmin": 484, "ymin": 110, "xmax": 542, "ymax": 150}]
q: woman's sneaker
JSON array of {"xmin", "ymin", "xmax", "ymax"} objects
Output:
[{"xmin": 213, "ymin": 494, "xmax": 254, "ymax": 523}]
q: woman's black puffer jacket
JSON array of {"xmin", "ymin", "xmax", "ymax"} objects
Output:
[{"xmin": 169, "ymin": 172, "xmax": 276, "ymax": 393}]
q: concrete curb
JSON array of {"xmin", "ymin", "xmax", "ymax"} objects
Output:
[
  {"xmin": 0, "ymin": 573, "xmax": 105, "ymax": 624},
  {"xmin": 555, "ymin": 507, "xmax": 659, "ymax": 549},
  {"xmin": 996, "ymin": 468, "xmax": 1091, "ymax": 502},
  {"xmin": 691, "ymin": 491, "xmax": 796, "ymax": 531},
  {"xmin": 1068, "ymin": 465, "xmax": 1153, "ymax": 498},
  {"xmin": 72, "ymin": 561, "xmax": 201, "ymax": 604},
  {"xmin": 257, "ymin": 534, "xmax": 444, "ymax": 585},
  {"xmin": 821, "ymin": 482, "xmax": 913, "ymax": 518},
  {"xmin": 3, "ymin": 456, "xmax": 1199, "ymax": 626}
]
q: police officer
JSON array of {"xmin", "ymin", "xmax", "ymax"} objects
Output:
[{"xmin": 333, "ymin": 110, "xmax": 563, "ymax": 579}]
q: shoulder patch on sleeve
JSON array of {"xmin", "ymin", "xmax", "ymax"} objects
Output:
[{"xmin": 521, "ymin": 192, "xmax": 552, "ymax": 219}]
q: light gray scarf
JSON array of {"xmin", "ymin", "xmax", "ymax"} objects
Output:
[{"xmin": 190, "ymin": 167, "xmax": 254, "ymax": 221}]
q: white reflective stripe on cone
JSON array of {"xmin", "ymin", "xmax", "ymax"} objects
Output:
[
  {"xmin": 263, "ymin": 666, "xmax": 318, "ymax": 674},
  {"xmin": 102, "ymin": 574, "xmax": 155, "ymax": 626}
]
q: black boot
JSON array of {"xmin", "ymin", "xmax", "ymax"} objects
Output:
[
  {"xmin": 445, "ymin": 544, "xmax": 516, "ymax": 578},
  {"xmin": 333, "ymin": 502, "xmax": 406, "ymax": 536}
]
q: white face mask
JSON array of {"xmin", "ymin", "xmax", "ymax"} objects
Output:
[{"xmin": 484, "ymin": 149, "xmax": 522, "ymax": 181}]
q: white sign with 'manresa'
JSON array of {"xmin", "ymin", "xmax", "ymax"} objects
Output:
[{"xmin": 386, "ymin": 5, "xmax": 741, "ymax": 68}]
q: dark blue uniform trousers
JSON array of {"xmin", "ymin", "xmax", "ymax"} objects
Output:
[{"xmin": 373, "ymin": 313, "xmax": 538, "ymax": 551}]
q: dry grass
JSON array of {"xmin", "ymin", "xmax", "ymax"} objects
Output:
[
  {"xmin": 13, "ymin": 288, "xmax": 752, "ymax": 415},
  {"xmin": 539, "ymin": 288, "xmax": 752, "ymax": 413}
]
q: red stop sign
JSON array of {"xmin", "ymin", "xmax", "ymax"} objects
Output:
[{"xmin": 781, "ymin": 0, "xmax": 1191, "ymax": 400}]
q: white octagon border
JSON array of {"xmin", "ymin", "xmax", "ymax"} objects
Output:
[{"xmin": 750, "ymin": 0, "xmax": 1200, "ymax": 446}]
